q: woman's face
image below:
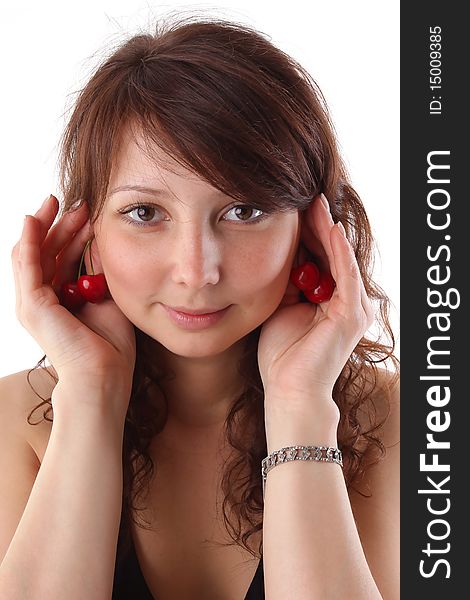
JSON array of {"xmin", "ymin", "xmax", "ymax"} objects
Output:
[{"xmin": 93, "ymin": 127, "xmax": 301, "ymax": 357}]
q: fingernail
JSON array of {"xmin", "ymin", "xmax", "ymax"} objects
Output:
[
  {"xmin": 320, "ymin": 193, "xmax": 330, "ymax": 211},
  {"xmin": 320, "ymin": 194, "xmax": 334, "ymax": 224},
  {"xmin": 70, "ymin": 199, "xmax": 84, "ymax": 212},
  {"xmin": 41, "ymin": 194, "xmax": 52, "ymax": 208},
  {"xmin": 337, "ymin": 222, "xmax": 346, "ymax": 237}
]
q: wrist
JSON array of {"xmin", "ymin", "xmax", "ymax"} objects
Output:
[
  {"xmin": 265, "ymin": 394, "xmax": 339, "ymax": 454},
  {"xmin": 51, "ymin": 378, "xmax": 131, "ymax": 431},
  {"xmin": 266, "ymin": 428, "xmax": 338, "ymax": 456}
]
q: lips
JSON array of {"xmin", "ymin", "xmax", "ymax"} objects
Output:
[
  {"xmin": 165, "ymin": 305, "xmax": 228, "ymax": 315},
  {"xmin": 161, "ymin": 303, "xmax": 232, "ymax": 330}
]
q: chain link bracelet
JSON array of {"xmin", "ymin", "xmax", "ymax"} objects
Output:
[{"xmin": 261, "ymin": 445, "xmax": 343, "ymax": 498}]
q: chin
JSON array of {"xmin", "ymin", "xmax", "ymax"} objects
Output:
[
  {"xmin": 143, "ymin": 323, "xmax": 254, "ymax": 358},
  {"xmin": 158, "ymin": 338, "xmax": 237, "ymax": 358}
]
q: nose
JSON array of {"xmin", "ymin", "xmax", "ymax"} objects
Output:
[{"xmin": 170, "ymin": 224, "xmax": 221, "ymax": 288}]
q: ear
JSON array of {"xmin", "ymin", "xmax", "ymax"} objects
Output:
[
  {"xmin": 83, "ymin": 234, "xmax": 104, "ymax": 275},
  {"xmin": 83, "ymin": 234, "xmax": 112, "ymax": 299},
  {"xmin": 292, "ymin": 237, "xmax": 311, "ymax": 268},
  {"xmin": 297, "ymin": 198, "xmax": 331, "ymax": 273},
  {"xmin": 298, "ymin": 198, "xmax": 323, "ymax": 262}
]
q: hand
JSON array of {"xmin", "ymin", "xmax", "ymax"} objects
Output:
[
  {"xmin": 258, "ymin": 194, "xmax": 375, "ymax": 421},
  {"xmin": 11, "ymin": 195, "xmax": 136, "ymax": 418}
]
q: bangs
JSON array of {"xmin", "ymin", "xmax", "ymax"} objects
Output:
[{"xmin": 60, "ymin": 20, "xmax": 330, "ymax": 223}]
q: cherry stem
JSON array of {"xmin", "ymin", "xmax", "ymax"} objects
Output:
[
  {"xmin": 77, "ymin": 239, "xmax": 91, "ymax": 280},
  {"xmin": 88, "ymin": 240, "xmax": 95, "ymax": 275}
]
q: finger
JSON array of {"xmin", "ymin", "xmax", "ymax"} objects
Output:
[
  {"xmin": 33, "ymin": 194, "xmax": 60, "ymax": 242},
  {"xmin": 303, "ymin": 197, "xmax": 374, "ymax": 330},
  {"xmin": 331, "ymin": 223, "xmax": 375, "ymax": 329},
  {"xmin": 11, "ymin": 236, "xmax": 24, "ymax": 317},
  {"xmin": 329, "ymin": 223, "xmax": 367, "ymax": 330},
  {"xmin": 12, "ymin": 194, "xmax": 59, "ymax": 298},
  {"xmin": 18, "ymin": 215, "xmax": 47, "ymax": 296},
  {"xmin": 52, "ymin": 219, "xmax": 93, "ymax": 295},
  {"xmin": 357, "ymin": 271, "xmax": 375, "ymax": 330},
  {"xmin": 314, "ymin": 194, "xmax": 336, "ymax": 280},
  {"xmin": 41, "ymin": 202, "xmax": 90, "ymax": 282},
  {"xmin": 11, "ymin": 194, "xmax": 59, "ymax": 304}
]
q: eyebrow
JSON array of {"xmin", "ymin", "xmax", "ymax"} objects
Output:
[
  {"xmin": 107, "ymin": 185, "xmax": 173, "ymax": 197},
  {"xmin": 107, "ymin": 184, "xmax": 228, "ymax": 199}
]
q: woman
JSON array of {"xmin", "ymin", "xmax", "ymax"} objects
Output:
[{"xmin": 0, "ymin": 15, "xmax": 399, "ymax": 600}]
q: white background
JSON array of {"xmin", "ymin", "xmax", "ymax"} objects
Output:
[{"xmin": 0, "ymin": 1, "xmax": 399, "ymax": 378}]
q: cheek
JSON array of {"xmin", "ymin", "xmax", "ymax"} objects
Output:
[
  {"xmin": 97, "ymin": 237, "xmax": 156, "ymax": 299},
  {"xmin": 228, "ymin": 226, "xmax": 298, "ymax": 303},
  {"xmin": 237, "ymin": 249, "xmax": 288, "ymax": 291},
  {"xmin": 96, "ymin": 215, "xmax": 299, "ymax": 306}
]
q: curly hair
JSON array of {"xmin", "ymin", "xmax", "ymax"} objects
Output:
[{"xmin": 26, "ymin": 14, "xmax": 399, "ymax": 562}]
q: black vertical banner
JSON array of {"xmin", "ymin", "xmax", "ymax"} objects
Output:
[{"xmin": 401, "ymin": 3, "xmax": 467, "ymax": 598}]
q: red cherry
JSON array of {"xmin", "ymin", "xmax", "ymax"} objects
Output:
[
  {"xmin": 59, "ymin": 281, "xmax": 87, "ymax": 311},
  {"xmin": 304, "ymin": 271, "xmax": 336, "ymax": 304},
  {"xmin": 77, "ymin": 273, "xmax": 107, "ymax": 303},
  {"xmin": 290, "ymin": 262, "xmax": 321, "ymax": 291}
]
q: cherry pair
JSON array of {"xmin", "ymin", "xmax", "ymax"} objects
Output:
[
  {"xmin": 59, "ymin": 239, "xmax": 108, "ymax": 311},
  {"xmin": 290, "ymin": 261, "xmax": 335, "ymax": 303}
]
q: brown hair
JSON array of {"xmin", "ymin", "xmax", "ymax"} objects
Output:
[{"xmin": 27, "ymin": 14, "xmax": 399, "ymax": 560}]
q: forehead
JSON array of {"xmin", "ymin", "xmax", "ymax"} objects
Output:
[
  {"xmin": 106, "ymin": 124, "xmax": 227, "ymax": 205},
  {"xmin": 110, "ymin": 124, "xmax": 200, "ymax": 185}
]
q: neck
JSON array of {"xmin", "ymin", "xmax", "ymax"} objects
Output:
[{"xmin": 139, "ymin": 333, "xmax": 254, "ymax": 448}]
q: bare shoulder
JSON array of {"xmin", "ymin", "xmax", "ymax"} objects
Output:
[
  {"xmin": 348, "ymin": 364, "xmax": 400, "ymax": 490},
  {"xmin": 0, "ymin": 367, "xmax": 57, "ymax": 463},
  {"xmin": 348, "ymin": 365, "xmax": 400, "ymax": 598}
]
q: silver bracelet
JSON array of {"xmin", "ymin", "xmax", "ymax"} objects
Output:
[{"xmin": 261, "ymin": 445, "xmax": 343, "ymax": 498}]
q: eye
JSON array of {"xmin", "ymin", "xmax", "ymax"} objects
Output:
[
  {"xmin": 118, "ymin": 202, "xmax": 269, "ymax": 228},
  {"xmin": 222, "ymin": 204, "xmax": 268, "ymax": 224},
  {"xmin": 118, "ymin": 204, "xmax": 165, "ymax": 227}
]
